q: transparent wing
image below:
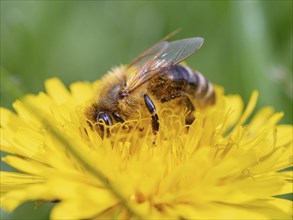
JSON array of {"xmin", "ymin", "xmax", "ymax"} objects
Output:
[
  {"xmin": 128, "ymin": 41, "xmax": 168, "ymax": 68},
  {"xmin": 127, "ymin": 41, "xmax": 169, "ymax": 76},
  {"xmin": 127, "ymin": 29, "xmax": 180, "ymax": 68},
  {"xmin": 124, "ymin": 37, "xmax": 204, "ymax": 94}
]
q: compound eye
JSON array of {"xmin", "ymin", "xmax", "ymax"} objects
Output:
[{"xmin": 96, "ymin": 112, "xmax": 113, "ymax": 126}]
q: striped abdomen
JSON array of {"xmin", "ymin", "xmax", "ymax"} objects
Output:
[{"xmin": 166, "ymin": 65, "xmax": 215, "ymax": 106}]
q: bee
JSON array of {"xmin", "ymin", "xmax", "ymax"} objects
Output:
[{"xmin": 86, "ymin": 35, "xmax": 215, "ymax": 136}]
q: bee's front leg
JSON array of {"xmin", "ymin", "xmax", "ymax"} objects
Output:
[{"xmin": 143, "ymin": 94, "xmax": 159, "ymax": 134}]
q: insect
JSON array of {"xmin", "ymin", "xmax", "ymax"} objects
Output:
[{"xmin": 86, "ymin": 36, "xmax": 215, "ymax": 136}]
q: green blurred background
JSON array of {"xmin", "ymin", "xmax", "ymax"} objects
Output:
[{"xmin": 1, "ymin": 1, "xmax": 292, "ymax": 219}]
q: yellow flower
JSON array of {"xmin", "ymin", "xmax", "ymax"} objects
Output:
[{"xmin": 1, "ymin": 77, "xmax": 292, "ymax": 219}]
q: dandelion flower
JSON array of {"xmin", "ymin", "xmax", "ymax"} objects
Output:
[{"xmin": 1, "ymin": 76, "xmax": 292, "ymax": 219}]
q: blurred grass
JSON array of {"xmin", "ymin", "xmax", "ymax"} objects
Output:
[{"xmin": 1, "ymin": 1, "xmax": 292, "ymax": 219}]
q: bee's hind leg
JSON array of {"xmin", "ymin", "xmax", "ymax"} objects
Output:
[
  {"xmin": 184, "ymin": 95, "xmax": 195, "ymax": 124},
  {"xmin": 161, "ymin": 93, "xmax": 195, "ymax": 124},
  {"xmin": 144, "ymin": 94, "xmax": 159, "ymax": 134}
]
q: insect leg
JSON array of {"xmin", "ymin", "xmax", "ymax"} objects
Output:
[
  {"xmin": 184, "ymin": 95, "xmax": 196, "ymax": 124},
  {"xmin": 160, "ymin": 92, "xmax": 182, "ymax": 103},
  {"xmin": 144, "ymin": 94, "xmax": 159, "ymax": 134},
  {"xmin": 112, "ymin": 112, "xmax": 125, "ymax": 123},
  {"xmin": 160, "ymin": 92, "xmax": 195, "ymax": 124}
]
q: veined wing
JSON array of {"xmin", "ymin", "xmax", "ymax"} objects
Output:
[{"xmin": 123, "ymin": 37, "xmax": 204, "ymax": 95}]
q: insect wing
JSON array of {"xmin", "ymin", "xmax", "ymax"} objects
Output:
[
  {"xmin": 157, "ymin": 37, "xmax": 204, "ymax": 67},
  {"xmin": 128, "ymin": 41, "xmax": 168, "ymax": 69},
  {"xmin": 125, "ymin": 37, "xmax": 204, "ymax": 94},
  {"xmin": 128, "ymin": 41, "xmax": 168, "ymax": 78},
  {"xmin": 127, "ymin": 29, "xmax": 180, "ymax": 68}
]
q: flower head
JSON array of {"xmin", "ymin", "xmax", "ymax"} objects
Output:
[{"xmin": 1, "ymin": 77, "xmax": 292, "ymax": 219}]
